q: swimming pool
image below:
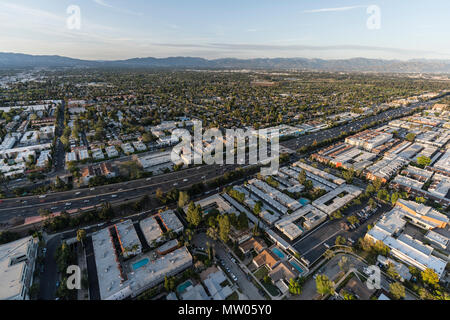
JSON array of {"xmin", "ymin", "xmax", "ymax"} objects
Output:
[
  {"xmin": 299, "ymin": 198, "xmax": 310, "ymax": 205},
  {"xmin": 177, "ymin": 280, "xmax": 193, "ymax": 293},
  {"xmin": 290, "ymin": 260, "xmax": 304, "ymax": 274},
  {"xmin": 132, "ymin": 258, "xmax": 149, "ymax": 270},
  {"xmin": 271, "ymin": 247, "xmax": 286, "ymax": 259}
]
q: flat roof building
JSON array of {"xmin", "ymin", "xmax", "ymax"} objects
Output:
[
  {"xmin": 275, "ymin": 204, "xmax": 327, "ymax": 241},
  {"xmin": 115, "ymin": 220, "xmax": 142, "ymax": 259},
  {"xmin": 312, "ymin": 184, "xmax": 362, "ymax": 215},
  {"xmin": 0, "ymin": 236, "xmax": 38, "ymax": 300}
]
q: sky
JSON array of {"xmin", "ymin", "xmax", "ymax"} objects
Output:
[{"xmin": 0, "ymin": 0, "xmax": 449, "ymax": 61}]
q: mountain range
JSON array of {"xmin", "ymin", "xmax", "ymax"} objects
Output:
[{"xmin": 1, "ymin": 52, "xmax": 450, "ymax": 73}]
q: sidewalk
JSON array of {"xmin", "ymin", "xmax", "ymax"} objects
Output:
[{"xmin": 77, "ymin": 243, "xmax": 89, "ymax": 300}]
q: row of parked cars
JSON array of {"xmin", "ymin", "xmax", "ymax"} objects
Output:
[
  {"xmin": 218, "ymin": 258, "xmax": 238, "ymax": 281},
  {"xmin": 348, "ymin": 204, "xmax": 380, "ymax": 230}
]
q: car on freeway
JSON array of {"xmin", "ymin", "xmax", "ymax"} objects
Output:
[
  {"xmin": 84, "ymin": 200, "xmax": 90, "ymax": 203},
  {"xmin": 173, "ymin": 183, "xmax": 178, "ymax": 186},
  {"xmin": 75, "ymin": 192, "xmax": 81, "ymax": 195},
  {"xmin": 183, "ymin": 179, "xmax": 188, "ymax": 182},
  {"xmin": 111, "ymin": 194, "xmax": 118, "ymax": 198},
  {"xmin": 65, "ymin": 202, "xmax": 71, "ymax": 206},
  {"xmin": 90, "ymin": 188, "xmax": 95, "ymax": 191},
  {"xmin": 39, "ymin": 195, "xmax": 47, "ymax": 199}
]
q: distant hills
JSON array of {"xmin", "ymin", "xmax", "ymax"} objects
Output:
[{"xmin": 1, "ymin": 52, "xmax": 450, "ymax": 73}]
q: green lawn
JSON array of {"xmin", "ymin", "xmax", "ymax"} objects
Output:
[
  {"xmin": 262, "ymin": 281, "xmax": 281, "ymax": 296},
  {"xmin": 253, "ymin": 266, "xmax": 268, "ymax": 280}
]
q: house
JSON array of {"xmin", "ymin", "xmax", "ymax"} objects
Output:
[
  {"xmin": 239, "ymin": 237, "xmax": 267, "ymax": 255},
  {"xmin": 253, "ymin": 249, "xmax": 280, "ymax": 270}
]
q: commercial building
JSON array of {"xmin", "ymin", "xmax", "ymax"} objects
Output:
[
  {"xmin": 345, "ymin": 129, "xmax": 393, "ymax": 151},
  {"xmin": 136, "ymin": 151, "xmax": 175, "ymax": 170},
  {"xmin": 366, "ymin": 201, "xmax": 448, "ymax": 279},
  {"xmin": 312, "ymin": 184, "xmax": 362, "ymax": 215},
  {"xmin": 365, "ymin": 155, "xmax": 408, "ymax": 183},
  {"xmin": 0, "ymin": 236, "xmax": 38, "ymax": 300}
]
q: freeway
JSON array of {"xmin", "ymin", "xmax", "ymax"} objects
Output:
[
  {"xmin": 280, "ymin": 101, "xmax": 433, "ymax": 150},
  {"xmin": 0, "ymin": 163, "xmax": 239, "ymax": 222}
]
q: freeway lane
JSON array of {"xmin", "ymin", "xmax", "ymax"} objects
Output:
[{"xmin": 0, "ymin": 163, "xmax": 239, "ymax": 222}]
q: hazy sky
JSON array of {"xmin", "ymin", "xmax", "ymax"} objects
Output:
[{"xmin": 0, "ymin": 0, "xmax": 449, "ymax": 60}]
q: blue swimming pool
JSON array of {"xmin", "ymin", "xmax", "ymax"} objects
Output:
[
  {"xmin": 132, "ymin": 258, "xmax": 149, "ymax": 270},
  {"xmin": 290, "ymin": 260, "xmax": 304, "ymax": 274},
  {"xmin": 299, "ymin": 198, "xmax": 310, "ymax": 205},
  {"xmin": 271, "ymin": 247, "xmax": 286, "ymax": 259},
  {"xmin": 177, "ymin": 280, "xmax": 193, "ymax": 293}
]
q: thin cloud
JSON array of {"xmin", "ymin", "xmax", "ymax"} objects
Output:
[
  {"xmin": 303, "ymin": 6, "xmax": 363, "ymax": 13},
  {"xmin": 93, "ymin": 0, "xmax": 143, "ymax": 16},
  {"xmin": 93, "ymin": 0, "xmax": 114, "ymax": 9}
]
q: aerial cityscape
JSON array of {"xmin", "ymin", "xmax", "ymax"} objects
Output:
[{"xmin": 0, "ymin": 0, "xmax": 449, "ymax": 309}]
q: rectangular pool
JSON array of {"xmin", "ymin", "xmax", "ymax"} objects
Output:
[
  {"xmin": 299, "ymin": 198, "xmax": 310, "ymax": 206},
  {"xmin": 177, "ymin": 280, "xmax": 193, "ymax": 293},
  {"xmin": 271, "ymin": 247, "xmax": 286, "ymax": 259},
  {"xmin": 290, "ymin": 260, "xmax": 304, "ymax": 274},
  {"xmin": 132, "ymin": 258, "xmax": 149, "ymax": 270}
]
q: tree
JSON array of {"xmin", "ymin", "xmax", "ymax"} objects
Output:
[
  {"xmin": 218, "ymin": 215, "xmax": 231, "ymax": 243},
  {"xmin": 347, "ymin": 215, "xmax": 359, "ymax": 225},
  {"xmin": 324, "ymin": 249, "xmax": 335, "ymax": 260},
  {"xmin": 405, "ymin": 133, "xmax": 416, "ymax": 142},
  {"xmin": 391, "ymin": 192, "xmax": 400, "ymax": 205},
  {"xmin": 417, "ymin": 156, "xmax": 431, "ymax": 167},
  {"xmin": 156, "ymin": 188, "xmax": 165, "ymax": 203},
  {"xmin": 389, "ymin": 282, "xmax": 405, "ymax": 300},
  {"xmin": 368, "ymin": 198, "xmax": 376, "ymax": 209},
  {"xmin": 316, "ymin": 275, "xmax": 335, "ymax": 297},
  {"xmin": 421, "ymin": 268, "xmax": 439, "ymax": 288},
  {"xmin": 289, "ymin": 278, "xmax": 303, "ymax": 295},
  {"xmin": 298, "ymin": 170, "xmax": 307, "ymax": 185},
  {"xmin": 304, "ymin": 180, "xmax": 313, "ymax": 191},
  {"xmin": 338, "ymin": 256, "xmax": 350, "ymax": 273},
  {"xmin": 341, "ymin": 290, "xmax": 356, "ymax": 300},
  {"xmin": 237, "ymin": 212, "xmax": 249, "ymax": 230},
  {"xmin": 187, "ymin": 203, "xmax": 202, "ymax": 227},
  {"xmin": 342, "ymin": 168, "xmax": 355, "ymax": 184},
  {"xmin": 373, "ymin": 240, "xmax": 390, "ymax": 256},
  {"xmin": 386, "ymin": 263, "xmax": 400, "ymax": 280},
  {"xmin": 335, "ymin": 236, "xmax": 346, "ymax": 246},
  {"xmin": 76, "ymin": 229, "xmax": 86, "ymax": 246},
  {"xmin": 178, "ymin": 191, "xmax": 190, "ymax": 208}
]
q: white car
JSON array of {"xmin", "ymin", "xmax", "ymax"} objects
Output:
[
  {"xmin": 65, "ymin": 202, "xmax": 71, "ymax": 206},
  {"xmin": 75, "ymin": 192, "xmax": 81, "ymax": 195},
  {"xmin": 183, "ymin": 179, "xmax": 188, "ymax": 182},
  {"xmin": 83, "ymin": 200, "xmax": 90, "ymax": 203},
  {"xmin": 111, "ymin": 195, "xmax": 117, "ymax": 198},
  {"xmin": 39, "ymin": 195, "xmax": 47, "ymax": 199}
]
